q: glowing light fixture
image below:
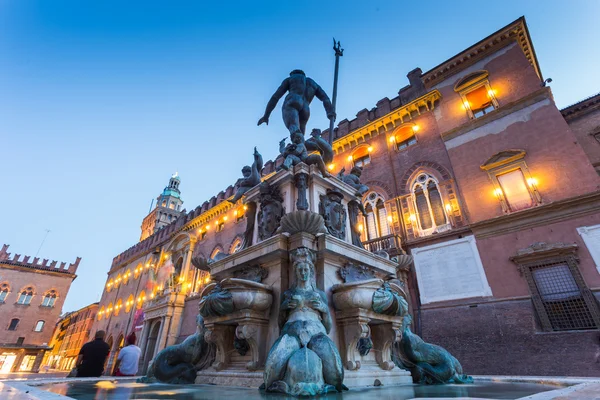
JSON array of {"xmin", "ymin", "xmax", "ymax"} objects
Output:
[
  {"xmin": 387, "ymin": 215, "xmax": 393, "ymax": 223},
  {"xmin": 223, "ymin": 216, "xmax": 228, "ymax": 221},
  {"xmin": 347, "ymin": 155, "xmax": 353, "ymax": 162},
  {"xmin": 463, "ymin": 100, "xmax": 471, "ymax": 110},
  {"xmin": 328, "ymin": 164, "xmax": 335, "ymax": 170},
  {"xmin": 205, "ymin": 225, "xmax": 210, "ymax": 231},
  {"xmin": 412, "ymin": 125, "xmax": 419, "ymax": 132},
  {"xmin": 234, "ymin": 210, "xmax": 238, "ymax": 216},
  {"xmin": 527, "ymin": 178, "xmax": 538, "ymax": 187},
  {"xmin": 445, "ymin": 203, "xmax": 452, "ymax": 213},
  {"xmin": 488, "ymin": 89, "xmax": 496, "ymax": 97},
  {"xmin": 494, "ymin": 188, "xmax": 503, "ymax": 197},
  {"xmin": 243, "ymin": 205, "xmax": 248, "ymax": 211},
  {"xmin": 367, "ymin": 146, "xmax": 373, "ymax": 153},
  {"xmin": 389, "ymin": 136, "xmax": 396, "ymax": 143},
  {"xmin": 409, "ymin": 214, "xmax": 417, "ymax": 222},
  {"xmin": 358, "ymin": 223, "xmax": 364, "ymax": 232}
]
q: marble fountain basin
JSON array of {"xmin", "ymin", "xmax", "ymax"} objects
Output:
[
  {"xmin": 201, "ymin": 278, "xmax": 273, "ymax": 312},
  {"xmin": 332, "ymin": 278, "xmax": 406, "ymax": 311}
]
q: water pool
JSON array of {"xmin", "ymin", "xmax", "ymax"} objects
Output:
[{"xmin": 35, "ymin": 380, "xmax": 562, "ymax": 399}]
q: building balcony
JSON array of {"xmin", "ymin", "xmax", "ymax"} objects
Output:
[{"xmin": 362, "ymin": 234, "xmax": 404, "ymax": 256}]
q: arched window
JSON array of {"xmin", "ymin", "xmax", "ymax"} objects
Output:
[
  {"xmin": 362, "ymin": 192, "xmax": 390, "ymax": 241},
  {"xmin": 411, "ymin": 173, "xmax": 449, "ymax": 236},
  {"xmin": 230, "ymin": 238, "xmax": 242, "ymax": 254},
  {"xmin": 17, "ymin": 287, "xmax": 34, "ymax": 305},
  {"xmin": 114, "ymin": 299, "xmax": 122, "ymax": 316},
  {"xmin": 137, "ymin": 291, "xmax": 146, "ymax": 309},
  {"xmin": 0, "ymin": 283, "xmax": 10, "ymax": 302},
  {"xmin": 169, "ymin": 202, "xmax": 175, "ymax": 210},
  {"xmin": 392, "ymin": 125, "xmax": 417, "ymax": 151},
  {"xmin": 210, "ymin": 247, "xmax": 222, "ymax": 260},
  {"xmin": 41, "ymin": 290, "xmax": 58, "ymax": 307},
  {"xmin": 34, "ymin": 320, "xmax": 45, "ymax": 332},
  {"xmin": 351, "ymin": 146, "xmax": 371, "ymax": 168},
  {"xmin": 8, "ymin": 318, "xmax": 19, "ymax": 331},
  {"xmin": 162, "ymin": 200, "xmax": 167, "ymax": 207},
  {"xmin": 123, "ymin": 269, "xmax": 131, "ymax": 284},
  {"xmin": 134, "ymin": 264, "xmax": 141, "ymax": 279},
  {"xmin": 125, "ymin": 295, "xmax": 134, "ymax": 313}
]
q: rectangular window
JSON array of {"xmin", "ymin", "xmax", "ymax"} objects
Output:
[
  {"xmin": 530, "ymin": 262, "xmax": 599, "ymax": 331},
  {"xmin": 465, "ymin": 86, "xmax": 496, "ymax": 118},
  {"xmin": 8, "ymin": 319, "xmax": 19, "ymax": 331},
  {"xmin": 397, "ymin": 136, "xmax": 417, "ymax": 151},
  {"xmin": 497, "ymin": 169, "xmax": 533, "ymax": 211}
]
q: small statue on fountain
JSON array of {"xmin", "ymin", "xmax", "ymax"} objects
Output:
[
  {"xmin": 338, "ymin": 166, "xmax": 369, "ymax": 197},
  {"xmin": 229, "ymin": 147, "xmax": 263, "ymax": 204},
  {"xmin": 279, "ymin": 132, "xmax": 332, "ymax": 177}
]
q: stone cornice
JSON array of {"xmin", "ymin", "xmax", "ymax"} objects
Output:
[
  {"xmin": 332, "ymin": 90, "xmax": 442, "ymax": 154},
  {"xmin": 422, "ymin": 17, "xmax": 542, "ymax": 87},
  {"xmin": 471, "ymin": 191, "xmax": 600, "ymax": 239},
  {"xmin": 561, "ymin": 92, "xmax": 600, "ymax": 122},
  {"xmin": 441, "ymin": 87, "xmax": 551, "ymax": 143},
  {"xmin": 510, "ymin": 242, "xmax": 578, "ymax": 265}
]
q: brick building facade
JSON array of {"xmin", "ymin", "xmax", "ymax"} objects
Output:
[
  {"xmin": 45, "ymin": 302, "xmax": 98, "ymax": 371},
  {"xmin": 92, "ymin": 17, "xmax": 600, "ymax": 377},
  {"xmin": 0, "ymin": 244, "xmax": 80, "ymax": 373}
]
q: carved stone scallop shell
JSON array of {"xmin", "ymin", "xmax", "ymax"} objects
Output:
[{"xmin": 280, "ymin": 210, "xmax": 328, "ymax": 236}]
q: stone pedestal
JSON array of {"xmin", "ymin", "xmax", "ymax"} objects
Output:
[{"xmin": 196, "ymin": 166, "xmax": 412, "ymax": 388}]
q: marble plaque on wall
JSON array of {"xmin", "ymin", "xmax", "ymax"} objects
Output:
[
  {"xmin": 577, "ymin": 224, "xmax": 600, "ymax": 274},
  {"xmin": 412, "ymin": 236, "xmax": 492, "ymax": 304}
]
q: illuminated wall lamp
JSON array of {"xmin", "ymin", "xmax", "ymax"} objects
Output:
[
  {"xmin": 389, "ymin": 136, "xmax": 396, "ymax": 143},
  {"xmin": 445, "ymin": 203, "xmax": 452, "ymax": 213},
  {"xmin": 412, "ymin": 125, "xmax": 419, "ymax": 132},
  {"xmin": 409, "ymin": 214, "xmax": 417, "ymax": 222},
  {"xmin": 328, "ymin": 164, "xmax": 335, "ymax": 171},
  {"xmin": 347, "ymin": 155, "xmax": 353, "ymax": 162},
  {"xmin": 494, "ymin": 188, "xmax": 503, "ymax": 198},
  {"xmin": 527, "ymin": 178, "xmax": 538, "ymax": 188},
  {"xmin": 367, "ymin": 146, "xmax": 373, "ymax": 153}
]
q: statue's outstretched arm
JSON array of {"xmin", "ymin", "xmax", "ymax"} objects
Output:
[
  {"xmin": 259, "ymin": 78, "xmax": 289, "ymax": 122},
  {"xmin": 314, "ymin": 84, "xmax": 335, "ymax": 119},
  {"xmin": 249, "ymin": 148, "xmax": 263, "ymax": 185}
]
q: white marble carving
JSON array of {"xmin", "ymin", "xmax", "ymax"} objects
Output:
[
  {"xmin": 577, "ymin": 224, "xmax": 600, "ymax": 275},
  {"xmin": 412, "ymin": 236, "xmax": 492, "ymax": 304}
]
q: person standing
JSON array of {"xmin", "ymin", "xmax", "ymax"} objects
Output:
[
  {"xmin": 113, "ymin": 332, "xmax": 141, "ymax": 377},
  {"xmin": 75, "ymin": 330, "xmax": 110, "ymax": 377}
]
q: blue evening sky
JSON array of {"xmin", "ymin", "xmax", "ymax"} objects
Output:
[{"xmin": 1, "ymin": 1, "xmax": 598, "ymax": 312}]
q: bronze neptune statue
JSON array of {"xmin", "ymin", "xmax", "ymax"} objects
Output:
[{"xmin": 263, "ymin": 247, "xmax": 345, "ymax": 396}]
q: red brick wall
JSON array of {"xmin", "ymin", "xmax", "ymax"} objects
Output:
[
  {"xmin": 568, "ymin": 107, "xmax": 600, "ymax": 167},
  {"xmin": 432, "ymin": 42, "xmax": 542, "ymax": 135},
  {"xmin": 446, "ymin": 102, "xmax": 600, "ymax": 224},
  {"xmin": 420, "ymin": 299, "xmax": 600, "ymax": 377}
]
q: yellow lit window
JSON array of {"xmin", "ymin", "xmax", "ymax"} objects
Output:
[
  {"xmin": 454, "ymin": 70, "xmax": 499, "ymax": 120},
  {"xmin": 393, "ymin": 125, "xmax": 417, "ymax": 151},
  {"xmin": 480, "ymin": 149, "xmax": 541, "ymax": 213},
  {"xmin": 497, "ymin": 169, "xmax": 533, "ymax": 211},
  {"xmin": 351, "ymin": 146, "xmax": 371, "ymax": 168}
]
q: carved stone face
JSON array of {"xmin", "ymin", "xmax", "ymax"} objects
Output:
[{"xmin": 295, "ymin": 262, "xmax": 311, "ymax": 282}]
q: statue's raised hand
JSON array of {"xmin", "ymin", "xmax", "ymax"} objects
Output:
[
  {"xmin": 258, "ymin": 116, "xmax": 269, "ymax": 126},
  {"xmin": 327, "ymin": 111, "xmax": 336, "ymax": 121}
]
